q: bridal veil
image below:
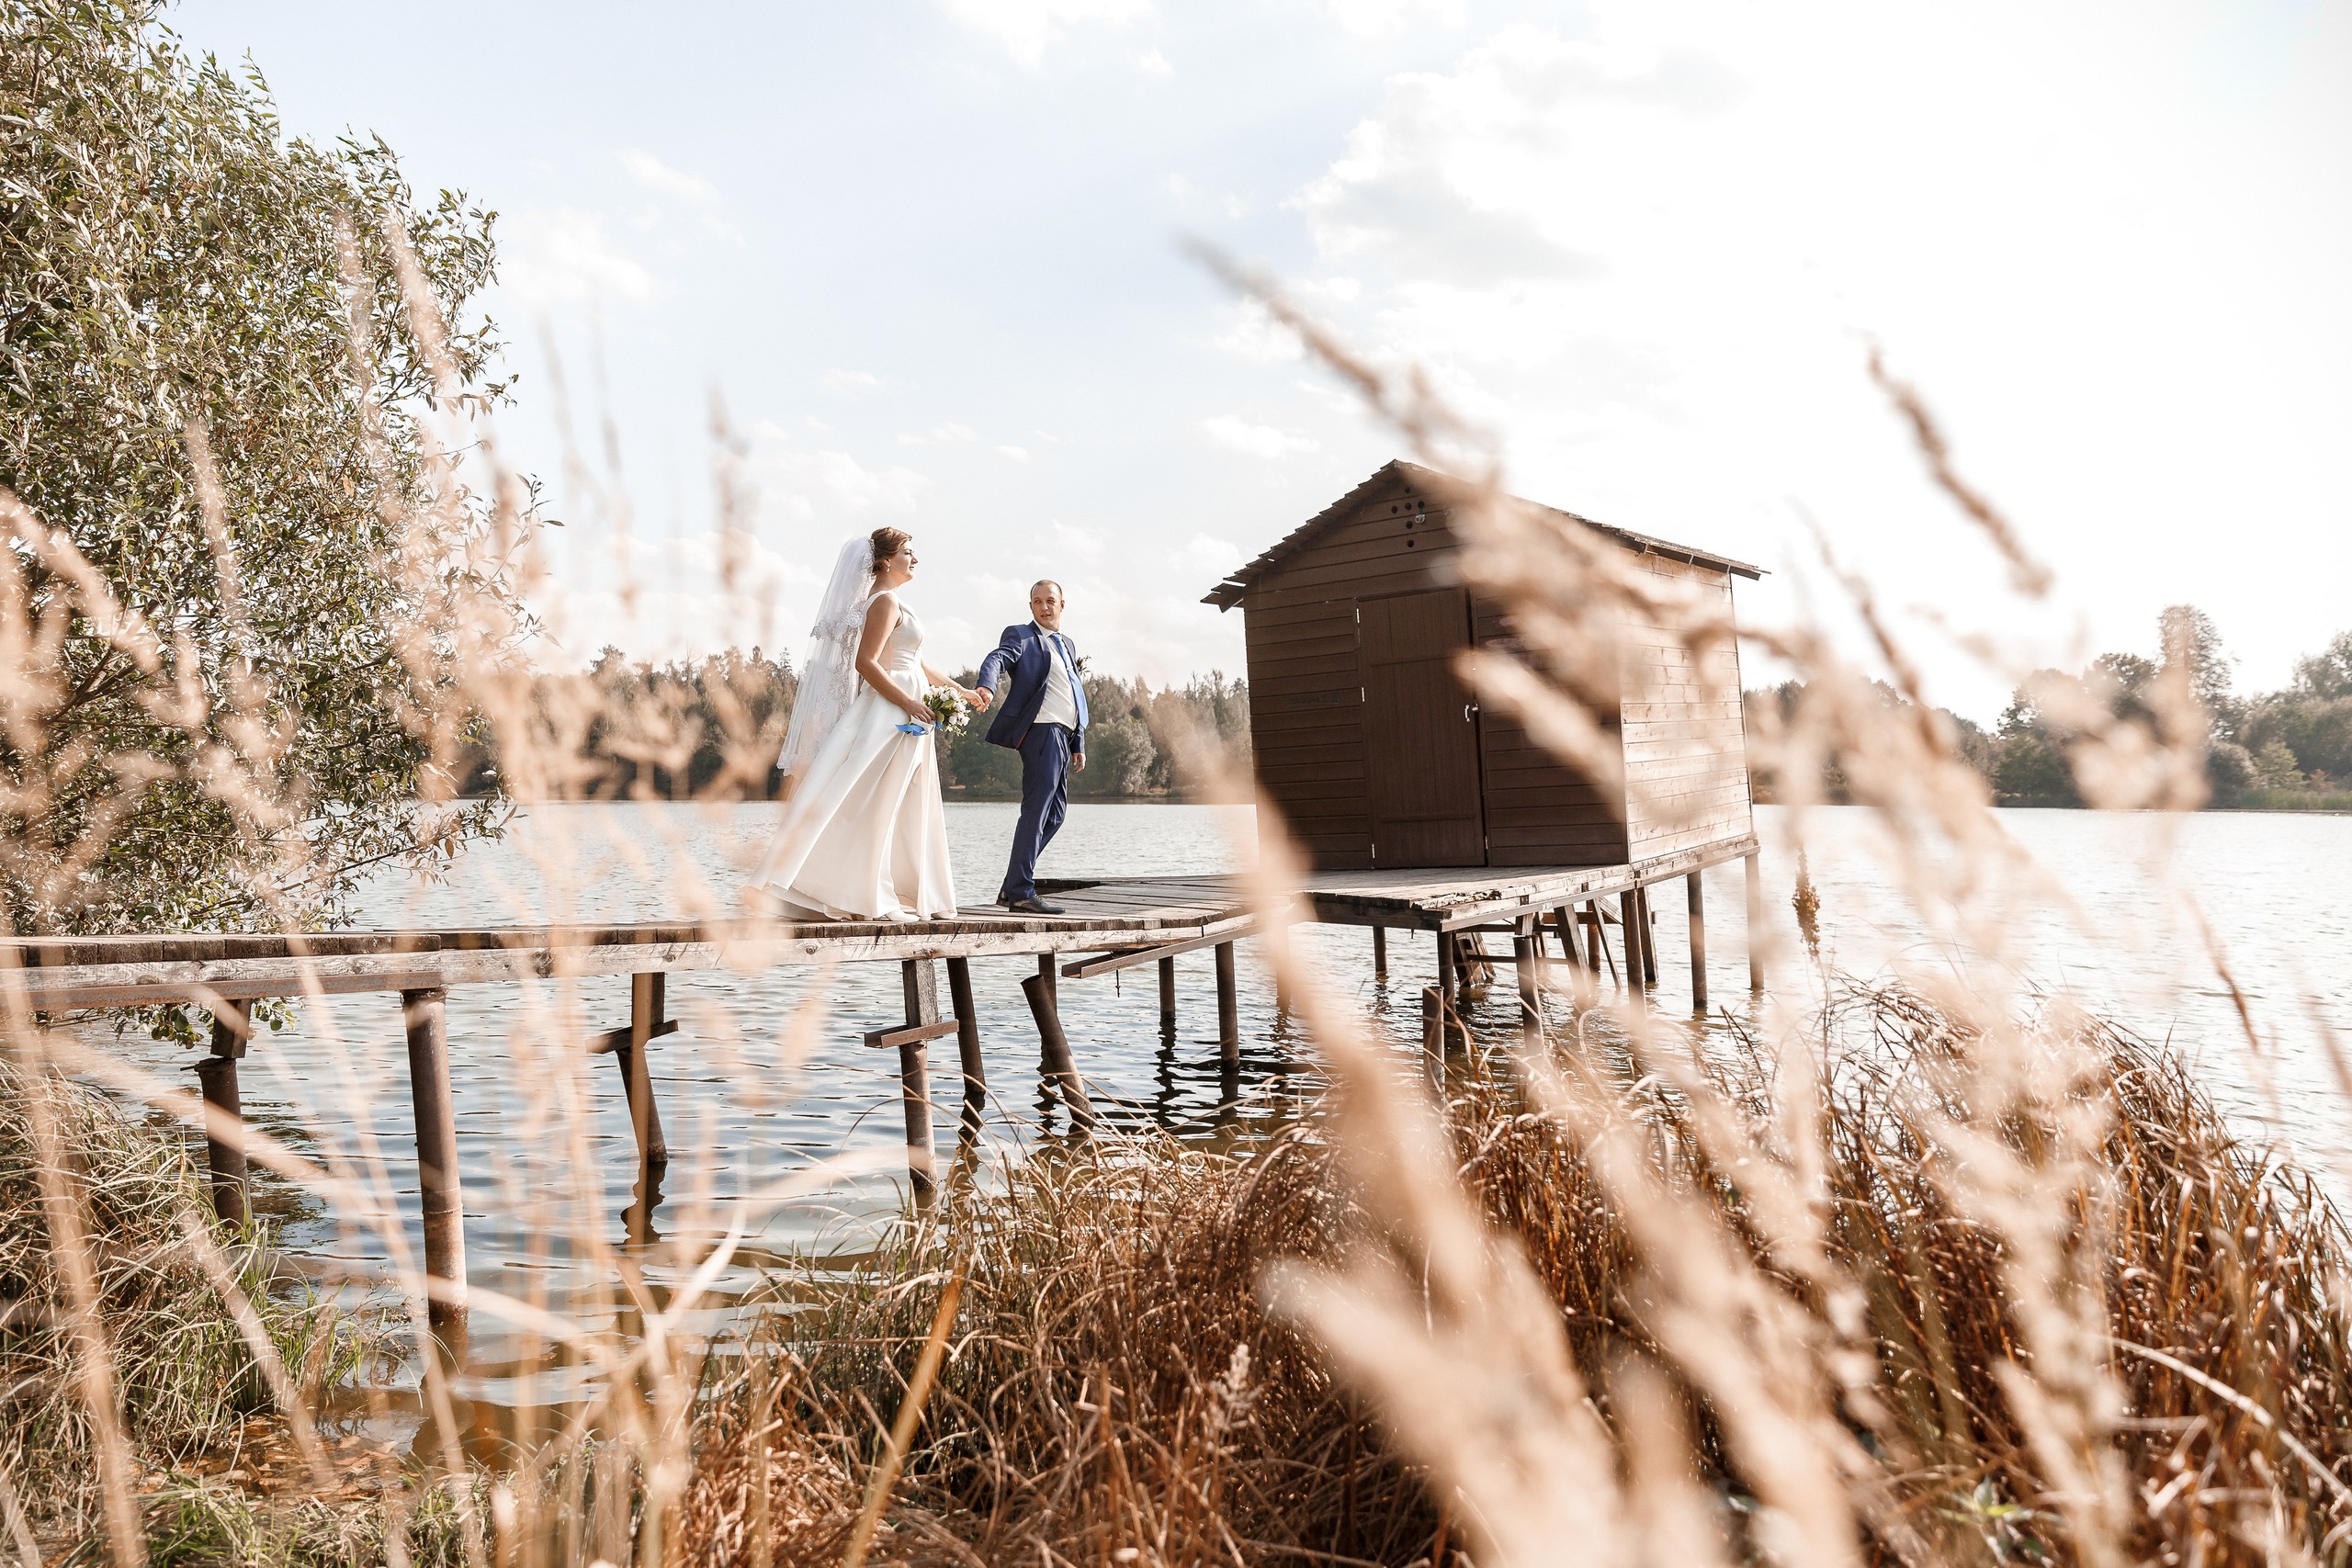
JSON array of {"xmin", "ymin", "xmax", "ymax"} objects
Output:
[{"xmin": 776, "ymin": 536, "xmax": 877, "ymax": 784}]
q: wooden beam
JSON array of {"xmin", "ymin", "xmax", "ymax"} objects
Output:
[
  {"xmin": 1035, "ymin": 953, "xmax": 1057, "ymax": 1071},
  {"xmin": 1745, "ymin": 851, "xmax": 1764, "ymax": 991},
  {"xmin": 1021, "ymin": 971, "xmax": 1096, "ymax": 1131},
  {"xmin": 196, "ymin": 1001, "xmax": 250, "ymax": 1226},
  {"xmin": 1513, "ymin": 919, "xmax": 1541, "ymax": 1045},
  {"xmin": 1636, "ymin": 886, "xmax": 1659, "ymax": 986},
  {"xmin": 1687, "ymin": 872, "xmax": 1709, "ymax": 1013},
  {"xmin": 1619, "ymin": 891, "xmax": 1644, "ymax": 998},
  {"xmin": 1158, "ymin": 956, "xmax": 1176, "ymax": 1032},
  {"xmin": 615, "ymin": 973, "xmax": 669, "ymax": 1168},
  {"xmin": 945, "ymin": 956, "xmax": 985, "ymax": 1133},
  {"xmin": 1371, "ymin": 925, "xmax": 1387, "ymax": 976},
  {"xmin": 1587, "ymin": 902, "xmax": 1619, "ymax": 984},
  {"xmin": 401, "ymin": 987, "xmax": 465, "ymax": 1326},
  {"xmin": 1300, "ymin": 835, "xmax": 1762, "ymax": 931},
  {"xmin": 587, "ymin": 1017, "xmax": 679, "ymax": 1055},
  {"xmin": 862, "ymin": 1019, "xmax": 962, "ymax": 1050},
  {"xmin": 1214, "ymin": 942, "xmax": 1238, "ymax": 1065},
  {"xmin": 0, "ymin": 909, "xmax": 1260, "ymax": 1010},
  {"xmin": 1059, "ymin": 925, "xmax": 1248, "ymax": 980},
  {"xmin": 897, "ymin": 961, "xmax": 941, "ymax": 1201}
]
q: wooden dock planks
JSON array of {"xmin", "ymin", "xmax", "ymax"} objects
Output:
[{"xmin": 0, "ymin": 835, "xmax": 1758, "ymax": 1010}]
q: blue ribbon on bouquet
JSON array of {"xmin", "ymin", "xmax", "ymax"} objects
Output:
[{"xmin": 896, "ymin": 722, "xmax": 931, "ymax": 735}]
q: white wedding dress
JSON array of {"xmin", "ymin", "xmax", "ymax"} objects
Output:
[{"xmin": 745, "ymin": 601, "xmax": 957, "ymax": 921}]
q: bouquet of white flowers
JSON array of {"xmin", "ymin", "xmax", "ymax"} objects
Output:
[{"xmin": 924, "ymin": 686, "xmax": 973, "ymax": 735}]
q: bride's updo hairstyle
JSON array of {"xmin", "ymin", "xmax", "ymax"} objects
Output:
[{"xmin": 869, "ymin": 527, "xmax": 911, "ymax": 575}]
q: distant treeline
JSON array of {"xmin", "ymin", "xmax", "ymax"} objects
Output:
[
  {"xmin": 466, "ymin": 649, "xmax": 1252, "ymax": 802},
  {"xmin": 1749, "ymin": 607, "xmax": 2352, "ymax": 810}
]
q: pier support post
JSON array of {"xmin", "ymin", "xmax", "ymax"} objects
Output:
[
  {"xmin": 195, "ymin": 1001, "xmax": 250, "ymax": 1226},
  {"xmin": 1745, "ymin": 851, "xmax": 1765, "ymax": 992},
  {"xmin": 1035, "ymin": 954, "xmax": 1057, "ymax": 1070},
  {"xmin": 1421, "ymin": 985, "xmax": 1447, "ymax": 1074},
  {"xmin": 898, "ymin": 960, "xmax": 941, "ymax": 1200},
  {"xmin": 1637, "ymin": 886, "xmax": 1659, "ymax": 987},
  {"xmin": 1512, "ymin": 918, "xmax": 1542, "ymax": 1045},
  {"xmin": 1158, "ymin": 955, "xmax": 1177, "ymax": 1034},
  {"xmin": 1022, "ymin": 971, "xmax": 1097, "ymax": 1132},
  {"xmin": 1437, "ymin": 931, "xmax": 1457, "ymax": 1022},
  {"xmin": 1687, "ymin": 873, "xmax": 1709, "ymax": 1013},
  {"xmin": 945, "ymin": 956, "xmax": 985, "ymax": 1134},
  {"xmin": 1618, "ymin": 891, "xmax": 1644, "ymax": 995},
  {"xmin": 1372, "ymin": 926, "xmax": 1387, "ymax": 976},
  {"xmin": 617, "ymin": 973, "xmax": 670, "ymax": 1168},
  {"xmin": 1587, "ymin": 902, "xmax": 1618, "ymax": 983},
  {"xmin": 1214, "ymin": 941, "xmax": 1238, "ymax": 1066},
  {"xmin": 401, "ymin": 987, "xmax": 466, "ymax": 1325}
]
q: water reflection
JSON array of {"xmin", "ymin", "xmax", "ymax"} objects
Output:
[{"xmin": 80, "ymin": 801, "xmax": 2352, "ymax": 1456}]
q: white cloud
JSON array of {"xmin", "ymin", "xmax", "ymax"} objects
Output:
[
  {"xmin": 498, "ymin": 209, "xmax": 662, "ymax": 307},
  {"xmin": 1272, "ymin": 3, "xmax": 2352, "ymax": 716},
  {"xmin": 528, "ymin": 526, "xmax": 816, "ymax": 667},
  {"xmin": 1207, "ymin": 299, "xmax": 1303, "ymax": 364},
  {"xmin": 752, "ymin": 444, "xmax": 930, "ymax": 522},
  {"xmin": 1317, "ymin": 0, "xmax": 1465, "ymax": 38},
  {"xmin": 1202, "ymin": 414, "xmax": 1318, "ymax": 459},
  {"xmin": 822, "ymin": 368, "xmax": 886, "ymax": 395},
  {"xmin": 619, "ymin": 149, "xmax": 719, "ymax": 203},
  {"xmin": 995, "ymin": 444, "xmax": 1034, "ymax": 463},
  {"xmin": 1134, "ymin": 47, "xmax": 1172, "ymax": 76},
  {"xmin": 937, "ymin": 0, "xmax": 1151, "ymax": 69},
  {"xmin": 899, "ymin": 422, "xmax": 977, "ymax": 446},
  {"xmin": 1182, "ymin": 534, "xmax": 1244, "ymax": 576}
]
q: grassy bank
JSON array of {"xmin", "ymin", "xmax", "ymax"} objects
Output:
[
  {"xmin": 0, "ymin": 1061, "xmax": 375, "ymax": 1556},
  {"xmin": 685, "ymin": 992, "xmax": 2352, "ymax": 1566},
  {"xmin": 10, "ymin": 985, "xmax": 2352, "ymax": 1564},
  {"xmin": 2229, "ymin": 789, "xmax": 2352, "ymax": 813}
]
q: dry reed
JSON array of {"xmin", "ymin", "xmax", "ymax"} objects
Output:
[{"xmin": 1, "ymin": 64, "xmax": 2347, "ymax": 1565}]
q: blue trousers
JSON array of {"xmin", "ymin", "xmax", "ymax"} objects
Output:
[{"xmin": 999, "ymin": 724, "xmax": 1073, "ymax": 903}]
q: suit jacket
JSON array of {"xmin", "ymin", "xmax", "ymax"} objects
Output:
[{"xmin": 976, "ymin": 623, "xmax": 1089, "ymax": 752}]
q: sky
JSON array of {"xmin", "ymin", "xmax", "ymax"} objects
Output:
[{"xmin": 169, "ymin": 0, "xmax": 2352, "ymax": 724}]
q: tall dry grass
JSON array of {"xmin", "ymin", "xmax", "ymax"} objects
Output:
[
  {"xmin": 0, "ymin": 208, "xmax": 2346, "ymax": 1568},
  {"xmin": 644, "ymin": 981, "xmax": 2352, "ymax": 1568}
]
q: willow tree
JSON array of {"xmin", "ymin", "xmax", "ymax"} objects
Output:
[{"xmin": 1, "ymin": 0, "xmax": 531, "ymax": 936}]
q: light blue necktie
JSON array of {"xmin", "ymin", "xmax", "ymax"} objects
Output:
[{"xmin": 1048, "ymin": 632, "xmax": 1087, "ymax": 728}]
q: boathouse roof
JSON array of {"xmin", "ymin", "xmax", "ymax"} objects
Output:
[{"xmin": 1201, "ymin": 459, "xmax": 1764, "ymax": 610}]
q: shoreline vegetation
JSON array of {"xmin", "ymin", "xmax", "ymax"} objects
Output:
[
  {"xmin": 13, "ymin": 987, "xmax": 2352, "ymax": 1564},
  {"xmin": 452, "ymin": 650, "xmax": 1254, "ymax": 805},
  {"xmin": 1752, "ymin": 615, "xmax": 2352, "ymax": 812}
]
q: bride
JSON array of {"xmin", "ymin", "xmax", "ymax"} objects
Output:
[{"xmin": 745, "ymin": 528, "xmax": 990, "ymax": 921}]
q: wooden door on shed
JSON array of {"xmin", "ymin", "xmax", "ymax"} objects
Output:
[{"xmin": 1360, "ymin": 587, "xmax": 1486, "ymax": 867}]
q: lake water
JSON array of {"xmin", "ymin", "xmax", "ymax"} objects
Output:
[{"xmin": 89, "ymin": 801, "xmax": 2352, "ymax": 1427}]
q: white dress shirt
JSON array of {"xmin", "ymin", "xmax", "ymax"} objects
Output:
[{"xmin": 1031, "ymin": 624, "xmax": 1079, "ymax": 729}]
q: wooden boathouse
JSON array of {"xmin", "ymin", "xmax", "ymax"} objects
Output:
[{"xmin": 1204, "ymin": 459, "xmax": 1761, "ymax": 874}]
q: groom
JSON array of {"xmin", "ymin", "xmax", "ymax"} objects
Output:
[{"xmin": 977, "ymin": 580, "xmax": 1089, "ymax": 915}]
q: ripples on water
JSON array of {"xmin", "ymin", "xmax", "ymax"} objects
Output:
[{"xmin": 88, "ymin": 801, "xmax": 2352, "ymax": 1433}]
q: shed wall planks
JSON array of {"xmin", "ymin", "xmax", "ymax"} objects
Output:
[
  {"xmin": 1615, "ymin": 555, "xmax": 1753, "ymax": 863},
  {"xmin": 1219, "ymin": 463, "xmax": 1752, "ymax": 875}
]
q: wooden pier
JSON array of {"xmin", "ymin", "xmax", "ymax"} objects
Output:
[{"xmin": 0, "ymin": 839, "xmax": 1762, "ymax": 1324}]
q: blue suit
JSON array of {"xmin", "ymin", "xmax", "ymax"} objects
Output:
[{"xmin": 977, "ymin": 623, "xmax": 1090, "ymax": 904}]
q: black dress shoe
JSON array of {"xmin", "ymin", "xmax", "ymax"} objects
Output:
[{"xmin": 1006, "ymin": 896, "xmax": 1066, "ymax": 915}]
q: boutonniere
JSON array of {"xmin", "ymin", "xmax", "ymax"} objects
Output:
[{"xmin": 1075, "ymin": 654, "xmax": 1091, "ymax": 677}]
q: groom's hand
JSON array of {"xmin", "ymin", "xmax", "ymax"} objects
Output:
[{"xmin": 1072, "ymin": 751, "xmax": 1086, "ymax": 773}]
